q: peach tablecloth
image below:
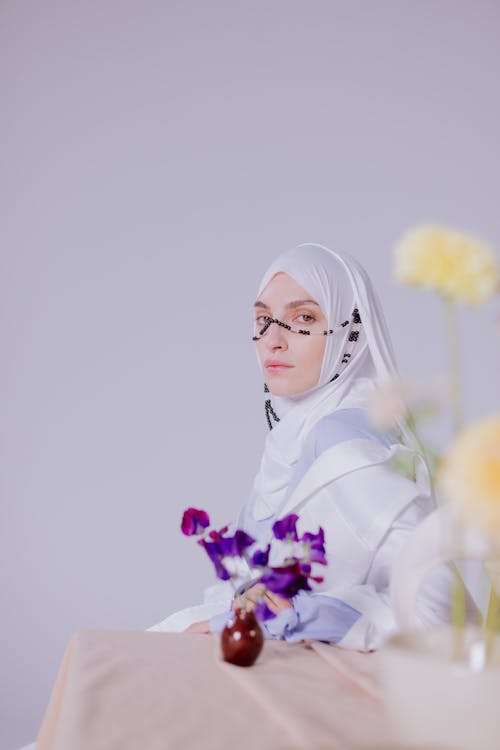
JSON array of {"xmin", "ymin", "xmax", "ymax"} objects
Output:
[{"xmin": 37, "ymin": 630, "xmax": 399, "ymax": 750}]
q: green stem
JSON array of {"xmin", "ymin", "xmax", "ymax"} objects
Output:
[
  {"xmin": 406, "ymin": 411, "xmax": 437, "ymax": 497},
  {"xmin": 444, "ymin": 296, "xmax": 467, "ymax": 652},
  {"xmin": 444, "ymin": 297, "xmax": 463, "ymax": 433},
  {"xmin": 451, "ymin": 569, "xmax": 466, "ymax": 659},
  {"xmin": 485, "ymin": 577, "xmax": 500, "ymax": 662}
]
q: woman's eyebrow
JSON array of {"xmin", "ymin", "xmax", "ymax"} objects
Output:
[{"xmin": 254, "ymin": 299, "xmax": 320, "ymax": 310}]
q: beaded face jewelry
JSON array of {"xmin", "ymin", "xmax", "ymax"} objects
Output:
[
  {"xmin": 263, "ymin": 382, "xmax": 280, "ymax": 430},
  {"xmin": 252, "ymin": 313, "xmax": 354, "ymax": 341}
]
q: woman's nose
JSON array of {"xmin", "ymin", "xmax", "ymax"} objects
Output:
[{"xmin": 264, "ymin": 321, "xmax": 288, "ymax": 349}]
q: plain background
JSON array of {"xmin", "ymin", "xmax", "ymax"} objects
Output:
[{"xmin": 1, "ymin": 1, "xmax": 499, "ymax": 747}]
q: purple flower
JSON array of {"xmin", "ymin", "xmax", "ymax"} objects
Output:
[
  {"xmin": 272, "ymin": 513, "xmax": 299, "ymax": 542},
  {"xmin": 219, "ymin": 530, "xmax": 255, "ymax": 557},
  {"xmin": 181, "ymin": 507, "xmax": 210, "ymax": 536},
  {"xmin": 260, "ymin": 561, "xmax": 312, "ymax": 599},
  {"xmin": 197, "ymin": 528, "xmax": 255, "ymax": 581},
  {"xmin": 198, "ymin": 538, "xmax": 231, "ymax": 580},
  {"xmin": 254, "ymin": 600, "xmax": 275, "ymax": 622},
  {"xmin": 301, "ymin": 527, "xmax": 327, "ymax": 565},
  {"xmin": 251, "ymin": 544, "xmax": 270, "ymax": 568},
  {"xmin": 182, "ymin": 504, "xmax": 328, "ymax": 619}
]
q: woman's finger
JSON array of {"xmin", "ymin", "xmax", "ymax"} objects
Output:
[{"xmin": 264, "ymin": 590, "xmax": 293, "ymax": 614}]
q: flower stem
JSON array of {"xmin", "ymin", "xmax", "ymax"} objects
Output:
[
  {"xmin": 444, "ymin": 296, "xmax": 467, "ymax": 652},
  {"xmin": 406, "ymin": 411, "xmax": 437, "ymax": 496},
  {"xmin": 485, "ymin": 574, "xmax": 500, "ymax": 662},
  {"xmin": 444, "ymin": 297, "xmax": 463, "ymax": 434},
  {"xmin": 451, "ymin": 569, "xmax": 467, "ymax": 659}
]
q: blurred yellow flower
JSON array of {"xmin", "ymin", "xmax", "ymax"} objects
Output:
[
  {"xmin": 439, "ymin": 416, "xmax": 500, "ymax": 537},
  {"xmin": 394, "ymin": 224, "xmax": 499, "ymax": 304}
]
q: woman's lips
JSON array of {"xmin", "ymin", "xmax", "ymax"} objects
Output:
[{"xmin": 264, "ymin": 360, "xmax": 293, "ymax": 374}]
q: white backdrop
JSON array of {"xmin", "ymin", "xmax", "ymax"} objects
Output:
[{"xmin": 1, "ymin": 1, "xmax": 499, "ymax": 748}]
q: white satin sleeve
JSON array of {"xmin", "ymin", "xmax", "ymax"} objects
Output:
[
  {"xmin": 288, "ymin": 461, "xmax": 456, "ymax": 651},
  {"xmin": 328, "ymin": 500, "xmax": 456, "ymax": 650},
  {"xmin": 147, "ymin": 580, "xmax": 234, "ymax": 632}
]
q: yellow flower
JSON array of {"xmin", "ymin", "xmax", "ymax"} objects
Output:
[
  {"xmin": 394, "ymin": 224, "xmax": 499, "ymax": 304},
  {"xmin": 438, "ymin": 416, "xmax": 500, "ymax": 537}
]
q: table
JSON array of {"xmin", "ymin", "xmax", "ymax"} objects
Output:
[{"xmin": 37, "ymin": 629, "xmax": 400, "ymax": 749}]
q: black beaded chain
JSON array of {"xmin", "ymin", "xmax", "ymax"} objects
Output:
[
  {"xmin": 326, "ymin": 307, "xmax": 361, "ymax": 383},
  {"xmin": 327, "ymin": 307, "xmax": 361, "ymax": 383},
  {"xmin": 263, "ymin": 383, "xmax": 280, "ymax": 429},
  {"xmin": 252, "ymin": 317, "xmax": 347, "ymax": 341}
]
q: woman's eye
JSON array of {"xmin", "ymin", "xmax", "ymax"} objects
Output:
[
  {"xmin": 256, "ymin": 315, "xmax": 271, "ymax": 325},
  {"xmin": 297, "ymin": 313, "xmax": 316, "ymax": 324}
]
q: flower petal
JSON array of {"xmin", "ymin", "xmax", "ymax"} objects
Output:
[
  {"xmin": 181, "ymin": 507, "xmax": 210, "ymax": 536},
  {"xmin": 301, "ymin": 528, "xmax": 327, "ymax": 564},
  {"xmin": 254, "ymin": 600, "xmax": 276, "ymax": 622},
  {"xmin": 272, "ymin": 513, "xmax": 299, "ymax": 541},
  {"xmin": 198, "ymin": 539, "xmax": 231, "ymax": 580},
  {"xmin": 260, "ymin": 562, "xmax": 312, "ymax": 598},
  {"xmin": 252, "ymin": 544, "xmax": 271, "ymax": 567}
]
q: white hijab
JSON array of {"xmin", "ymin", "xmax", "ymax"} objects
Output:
[{"xmin": 252, "ymin": 243, "xmax": 415, "ymax": 521}]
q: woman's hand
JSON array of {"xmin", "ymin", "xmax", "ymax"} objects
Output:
[
  {"xmin": 233, "ymin": 584, "xmax": 293, "ymax": 615},
  {"xmin": 184, "ymin": 620, "xmax": 211, "ymax": 634}
]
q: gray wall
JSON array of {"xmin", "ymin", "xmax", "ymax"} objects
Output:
[{"xmin": 1, "ymin": 1, "xmax": 499, "ymax": 747}]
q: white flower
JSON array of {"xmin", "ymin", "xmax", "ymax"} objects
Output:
[
  {"xmin": 367, "ymin": 377, "xmax": 410, "ymax": 430},
  {"xmin": 268, "ymin": 540, "xmax": 306, "ymax": 567},
  {"xmin": 367, "ymin": 376, "xmax": 448, "ymax": 432},
  {"xmin": 221, "ymin": 556, "xmax": 251, "ymax": 579}
]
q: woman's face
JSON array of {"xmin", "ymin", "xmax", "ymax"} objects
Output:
[{"xmin": 254, "ymin": 272, "xmax": 328, "ymax": 396}]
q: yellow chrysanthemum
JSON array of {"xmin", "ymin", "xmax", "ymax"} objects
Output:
[
  {"xmin": 394, "ymin": 224, "xmax": 499, "ymax": 304},
  {"xmin": 438, "ymin": 417, "xmax": 500, "ymax": 538}
]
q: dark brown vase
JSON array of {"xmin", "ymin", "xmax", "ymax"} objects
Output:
[{"xmin": 220, "ymin": 608, "xmax": 264, "ymax": 667}]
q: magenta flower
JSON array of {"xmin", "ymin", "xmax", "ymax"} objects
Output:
[
  {"xmin": 181, "ymin": 507, "xmax": 210, "ymax": 536},
  {"xmin": 208, "ymin": 526, "xmax": 229, "ymax": 541}
]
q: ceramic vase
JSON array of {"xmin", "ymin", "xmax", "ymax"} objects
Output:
[{"xmin": 220, "ymin": 608, "xmax": 264, "ymax": 667}]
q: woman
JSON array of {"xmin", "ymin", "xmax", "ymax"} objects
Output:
[{"xmin": 150, "ymin": 243, "xmax": 453, "ymax": 650}]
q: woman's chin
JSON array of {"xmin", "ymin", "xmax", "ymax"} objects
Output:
[
  {"xmin": 266, "ymin": 379, "xmax": 294, "ymax": 397},
  {"xmin": 266, "ymin": 377, "xmax": 313, "ymax": 398}
]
